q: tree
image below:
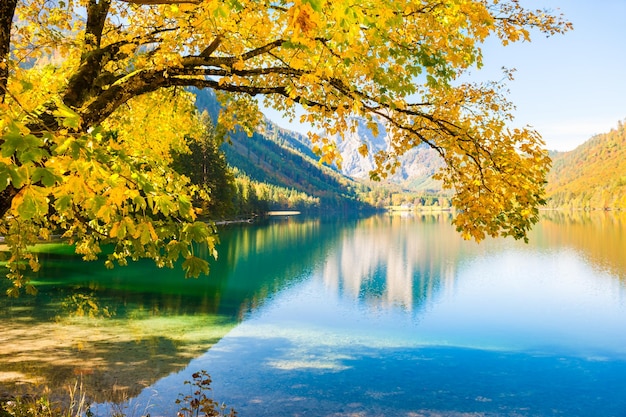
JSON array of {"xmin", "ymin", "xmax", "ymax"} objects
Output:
[
  {"xmin": 0, "ymin": 0, "xmax": 570, "ymax": 293},
  {"xmin": 172, "ymin": 126, "xmax": 236, "ymax": 218}
]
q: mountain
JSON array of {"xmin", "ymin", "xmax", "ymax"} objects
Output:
[
  {"xmin": 193, "ymin": 89, "xmax": 626, "ymax": 212},
  {"xmin": 546, "ymin": 120, "xmax": 626, "ymax": 209},
  {"xmin": 193, "ymin": 89, "xmax": 448, "ymax": 214},
  {"xmin": 193, "ymin": 89, "xmax": 372, "ymax": 212},
  {"xmin": 333, "ymin": 118, "xmax": 445, "ymax": 193}
]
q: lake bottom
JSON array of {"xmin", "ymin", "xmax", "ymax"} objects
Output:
[
  {"xmin": 10, "ymin": 213, "xmax": 626, "ymax": 417},
  {"xmin": 101, "ymin": 337, "xmax": 626, "ymax": 417}
]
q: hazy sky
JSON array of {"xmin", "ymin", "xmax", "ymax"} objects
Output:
[
  {"xmin": 477, "ymin": 0, "xmax": 626, "ymax": 151},
  {"xmin": 264, "ymin": 1, "xmax": 626, "ymax": 152}
]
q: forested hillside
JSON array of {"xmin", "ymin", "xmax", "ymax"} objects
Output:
[
  {"xmin": 222, "ymin": 127, "xmax": 371, "ymax": 211},
  {"xmin": 194, "ymin": 89, "xmax": 372, "ymax": 213},
  {"xmin": 193, "ymin": 89, "xmax": 454, "ymax": 213},
  {"xmin": 546, "ymin": 120, "xmax": 626, "ymax": 209}
]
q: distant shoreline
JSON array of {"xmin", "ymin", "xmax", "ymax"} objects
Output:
[
  {"xmin": 266, "ymin": 211, "xmax": 301, "ymax": 216},
  {"xmin": 213, "ymin": 211, "xmax": 301, "ymax": 226}
]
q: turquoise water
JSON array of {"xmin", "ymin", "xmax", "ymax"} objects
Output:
[{"xmin": 2, "ymin": 212, "xmax": 626, "ymax": 416}]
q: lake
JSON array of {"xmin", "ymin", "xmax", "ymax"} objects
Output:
[{"xmin": 1, "ymin": 212, "xmax": 626, "ymax": 416}]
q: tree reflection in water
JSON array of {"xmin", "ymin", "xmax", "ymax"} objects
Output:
[
  {"xmin": 1, "ymin": 211, "xmax": 625, "ymax": 412},
  {"xmin": 0, "ymin": 217, "xmax": 336, "ymax": 403}
]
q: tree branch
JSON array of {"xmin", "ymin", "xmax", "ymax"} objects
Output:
[
  {"xmin": 169, "ymin": 76, "xmax": 289, "ymax": 96},
  {"xmin": 62, "ymin": 0, "xmax": 113, "ymax": 108},
  {"xmin": 199, "ymin": 35, "xmax": 222, "ymax": 57},
  {"xmin": 85, "ymin": 0, "xmax": 111, "ymax": 49},
  {"xmin": 80, "ymin": 69, "xmax": 170, "ymax": 126},
  {"xmin": 63, "ymin": 43, "xmax": 122, "ymax": 108},
  {"xmin": 116, "ymin": 0, "xmax": 202, "ymax": 4},
  {"xmin": 182, "ymin": 39, "xmax": 285, "ymax": 67}
]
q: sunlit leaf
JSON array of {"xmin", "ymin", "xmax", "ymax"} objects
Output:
[
  {"xmin": 182, "ymin": 256, "xmax": 209, "ymax": 278},
  {"xmin": 12, "ymin": 185, "xmax": 49, "ymax": 220}
]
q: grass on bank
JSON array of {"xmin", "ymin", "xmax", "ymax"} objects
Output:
[{"xmin": 0, "ymin": 371, "xmax": 236, "ymax": 417}]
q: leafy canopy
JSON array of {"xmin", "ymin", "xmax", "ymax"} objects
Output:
[{"xmin": 0, "ymin": 0, "xmax": 570, "ymax": 293}]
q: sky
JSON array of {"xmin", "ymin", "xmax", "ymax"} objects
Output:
[
  {"xmin": 264, "ymin": 0, "xmax": 626, "ymax": 152},
  {"xmin": 476, "ymin": 0, "xmax": 626, "ymax": 151}
]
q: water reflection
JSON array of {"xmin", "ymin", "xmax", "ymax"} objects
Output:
[
  {"xmin": 0, "ymin": 218, "xmax": 339, "ymax": 403},
  {"xmin": 2, "ymin": 211, "xmax": 626, "ymax": 416},
  {"xmin": 109, "ymin": 212, "xmax": 626, "ymax": 417},
  {"xmin": 320, "ymin": 213, "xmax": 465, "ymax": 312},
  {"xmin": 537, "ymin": 210, "xmax": 626, "ymax": 280}
]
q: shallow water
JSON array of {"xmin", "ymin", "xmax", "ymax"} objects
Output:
[{"xmin": 2, "ymin": 212, "xmax": 626, "ymax": 416}]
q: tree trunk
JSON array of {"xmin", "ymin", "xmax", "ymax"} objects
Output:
[
  {"xmin": 63, "ymin": 0, "xmax": 112, "ymax": 108},
  {"xmin": 0, "ymin": 0, "xmax": 18, "ymax": 217},
  {"xmin": 0, "ymin": 0, "xmax": 17, "ymax": 102}
]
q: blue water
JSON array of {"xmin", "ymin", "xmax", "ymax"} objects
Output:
[{"xmin": 83, "ymin": 213, "xmax": 626, "ymax": 417}]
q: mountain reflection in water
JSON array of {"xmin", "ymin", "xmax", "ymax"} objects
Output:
[{"xmin": 1, "ymin": 212, "xmax": 626, "ymax": 416}]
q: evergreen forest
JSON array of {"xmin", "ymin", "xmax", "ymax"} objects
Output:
[{"xmin": 179, "ymin": 90, "xmax": 626, "ymax": 220}]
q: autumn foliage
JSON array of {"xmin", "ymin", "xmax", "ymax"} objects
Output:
[
  {"xmin": 0, "ymin": 0, "xmax": 571, "ymax": 293},
  {"xmin": 547, "ymin": 120, "xmax": 626, "ymax": 210}
]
